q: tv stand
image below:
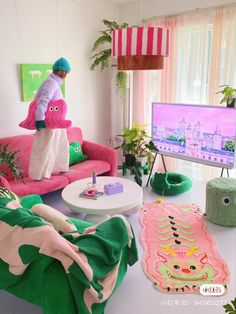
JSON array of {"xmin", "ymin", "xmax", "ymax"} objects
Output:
[
  {"xmin": 146, "ymin": 151, "xmax": 167, "ymax": 187},
  {"xmin": 146, "ymin": 151, "xmax": 231, "ymax": 188},
  {"xmin": 220, "ymin": 168, "xmax": 230, "ymax": 178}
]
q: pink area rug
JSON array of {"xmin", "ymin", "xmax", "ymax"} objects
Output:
[{"xmin": 139, "ymin": 202, "xmax": 230, "ymax": 294}]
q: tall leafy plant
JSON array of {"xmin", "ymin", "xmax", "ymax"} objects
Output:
[
  {"xmin": 117, "ymin": 124, "xmax": 156, "ymax": 187},
  {"xmin": 0, "ymin": 144, "xmax": 24, "ymax": 181},
  {"xmin": 90, "ymin": 19, "xmax": 129, "ymax": 99}
]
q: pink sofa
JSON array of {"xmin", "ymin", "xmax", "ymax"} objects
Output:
[{"xmin": 0, "ymin": 127, "xmax": 118, "ymax": 196}]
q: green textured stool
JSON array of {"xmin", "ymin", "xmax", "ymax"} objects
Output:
[{"xmin": 206, "ymin": 177, "xmax": 236, "ymax": 227}]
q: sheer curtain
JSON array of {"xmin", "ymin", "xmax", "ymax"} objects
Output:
[{"xmin": 132, "ymin": 4, "xmax": 236, "ymax": 179}]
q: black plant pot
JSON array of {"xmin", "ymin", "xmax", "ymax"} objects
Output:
[
  {"xmin": 227, "ymin": 98, "xmax": 236, "ymax": 108},
  {"xmin": 125, "ymin": 154, "xmax": 136, "ymax": 166}
]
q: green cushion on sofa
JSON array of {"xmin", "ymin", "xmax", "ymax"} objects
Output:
[{"xmin": 69, "ymin": 141, "xmax": 88, "ymax": 166}]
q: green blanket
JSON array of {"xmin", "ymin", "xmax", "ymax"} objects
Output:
[{"xmin": 0, "ymin": 198, "xmax": 138, "ymax": 314}]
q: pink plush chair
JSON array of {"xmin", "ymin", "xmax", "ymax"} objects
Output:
[{"xmin": 0, "ymin": 127, "xmax": 118, "ymax": 196}]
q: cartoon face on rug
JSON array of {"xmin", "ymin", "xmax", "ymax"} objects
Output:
[
  {"xmin": 156, "ymin": 250, "xmax": 215, "ymax": 290},
  {"xmin": 19, "ymin": 99, "xmax": 72, "ymax": 130}
]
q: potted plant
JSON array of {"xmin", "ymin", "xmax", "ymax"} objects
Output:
[
  {"xmin": 134, "ymin": 125, "xmax": 156, "ymax": 167},
  {"xmin": 120, "ymin": 127, "xmax": 138, "ymax": 166},
  {"xmin": 0, "ymin": 144, "xmax": 24, "ymax": 183},
  {"xmin": 118, "ymin": 123, "xmax": 156, "ymax": 166},
  {"xmin": 216, "ymin": 85, "xmax": 236, "ymax": 107},
  {"xmin": 90, "ymin": 19, "xmax": 130, "ymax": 99},
  {"xmin": 117, "ymin": 124, "xmax": 156, "ymax": 186}
]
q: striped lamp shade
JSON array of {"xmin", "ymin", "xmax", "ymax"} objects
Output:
[{"xmin": 112, "ymin": 26, "xmax": 169, "ymax": 70}]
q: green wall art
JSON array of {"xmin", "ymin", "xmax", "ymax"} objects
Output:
[{"xmin": 20, "ymin": 64, "xmax": 65, "ymax": 101}]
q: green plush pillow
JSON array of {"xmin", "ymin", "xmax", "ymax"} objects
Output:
[{"xmin": 69, "ymin": 141, "xmax": 88, "ymax": 166}]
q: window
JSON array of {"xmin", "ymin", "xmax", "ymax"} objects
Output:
[{"xmin": 137, "ymin": 5, "xmax": 236, "ymax": 180}]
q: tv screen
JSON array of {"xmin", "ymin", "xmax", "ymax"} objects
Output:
[{"xmin": 152, "ymin": 103, "xmax": 236, "ymax": 169}]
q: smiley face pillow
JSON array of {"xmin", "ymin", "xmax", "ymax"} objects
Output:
[{"xmin": 69, "ymin": 141, "xmax": 88, "ymax": 166}]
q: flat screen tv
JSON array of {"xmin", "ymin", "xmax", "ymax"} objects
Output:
[{"xmin": 152, "ymin": 103, "xmax": 236, "ymax": 169}]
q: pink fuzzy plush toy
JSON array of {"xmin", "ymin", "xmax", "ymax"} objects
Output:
[{"xmin": 19, "ymin": 99, "xmax": 72, "ymax": 130}]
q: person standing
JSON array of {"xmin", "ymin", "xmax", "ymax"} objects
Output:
[{"xmin": 28, "ymin": 57, "xmax": 71, "ymax": 180}]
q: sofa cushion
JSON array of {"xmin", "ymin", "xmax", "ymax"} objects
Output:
[
  {"xmin": 69, "ymin": 141, "xmax": 87, "ymax": 166},
  {"xmin": 10, "ymin": 175, "xmax": 69, "ymax": 197},
  {"xmin": 63, "ymin": 160, "xmax": 111, "ymax": 183},
  {"xmin": 67, "ymin": 127, "xmax": 83, "ymax": 145}
]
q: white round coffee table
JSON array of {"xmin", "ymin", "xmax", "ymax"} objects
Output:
[{"xmin": 61, "ymin": 176, "xmax": 143, "ymax": 223}]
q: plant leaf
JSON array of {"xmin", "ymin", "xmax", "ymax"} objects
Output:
[
  {"xmin": 0, "ymin": 144, "xmax": 24, "ymax": 181},
  {"xmin": 102, "ymin": 19, "xmax": 120, "ymax": 30},
  {"xmin": 231, "ymin": 298, "xmax": 236, "ymax": 309},
  {"xmin": 0, "ymin": 170, "xmax": 8, "ymax": 176},
  {"xmin": 223, "ymin": 304, "xmax": 234, "ymax": 313},
  {"xmin": 92, "ymin": 33, "xmax": 111, "ymax": 51},
  {"xmin": 90, "ymin": 49, "xmax": 112, "ymax": 70}
]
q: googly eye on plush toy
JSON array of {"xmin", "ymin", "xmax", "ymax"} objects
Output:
[
  {"xmin": 49, "ymin": 106, "xmax": 53, "ymax": 111},
  {"xmin": 54, "ymin": 106, "xmax": 59, "ymax": 111},
  {"xmin": 74, "ymin": 147, "xmax": 81, "ymax": 153},
  {"xmin": 221, "ymin": 196, "xmax": 231, "ymax": 206}
]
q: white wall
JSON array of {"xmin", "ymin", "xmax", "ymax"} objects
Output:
[
  {"xmin": 0, "ymin": 0, "xmax": 118, "ymax": 143},
  {"xmin": 118, "ymin": 0, "xmax": 235, "ymax": 24}
]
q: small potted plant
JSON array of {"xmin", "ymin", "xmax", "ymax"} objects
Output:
[
  {"xmin": 0, "ymin": 144, "xmax": 24, "ymax": 183},
  {"xmin": 119, "ymin": 127, "xmax": 138, "ymax": 166},
  {"xmin": 118, "ymin": 124, "xmax": 155, "ymax": 166},
  {"xmin": 134, "ymin": 125, "xmax": 156, "ymax": 167},
  {"xmin": 117, "ymin": 124, "xmax": 156, "ymax": 186},
  {"xmin": 216, "ymin": 85, "xmax": 236, "ymax": 107}
]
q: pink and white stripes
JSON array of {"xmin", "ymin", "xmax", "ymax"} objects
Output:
[{"xmin": 112, "ymin": 27, "xmax": 169, "ymax": 57}]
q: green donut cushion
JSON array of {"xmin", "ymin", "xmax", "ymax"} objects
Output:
[{"xmin": 150, "ymin": 172, "xmax": 192, "ymax": 196}]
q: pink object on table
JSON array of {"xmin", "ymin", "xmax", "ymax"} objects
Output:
[
  {"xmin": 84, "ymin": 189, "xmax": 97, "ymax": 197},
  {"xmin": 19, "ymin": 99, "xmax": 72, "ymax": 130}
]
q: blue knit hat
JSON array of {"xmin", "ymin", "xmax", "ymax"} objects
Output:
[{"xmin": 52, "ymin": 57, "xmax": 71, "ymax": 72}]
